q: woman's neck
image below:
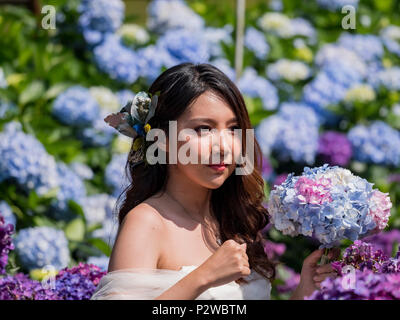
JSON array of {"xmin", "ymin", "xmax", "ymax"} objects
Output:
[{"xmin": 163, "ymin": 166, "xmax": 212, "ymax": 223}]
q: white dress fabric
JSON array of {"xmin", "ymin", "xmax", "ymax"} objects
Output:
[{"xmin": 90, "ymin": 265, "xmax": 271, "ymax": 300}]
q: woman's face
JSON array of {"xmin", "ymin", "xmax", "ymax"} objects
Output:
[{"xmin": 167, "ymin": 91, "xmax": 243, "ymax": 189}]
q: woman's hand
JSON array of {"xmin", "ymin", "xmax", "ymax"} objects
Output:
[
  {"xmin": 195, "ymin": 239, "xmax": 251, "ymax": 289},
  {"xmin": 291, "ymin": 248, "xmax": 341, "ymax": 300}
]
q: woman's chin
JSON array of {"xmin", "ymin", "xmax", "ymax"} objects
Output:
[{"xmin": 202, "ymin": 167, "xmax": 232, "ymax": 188}]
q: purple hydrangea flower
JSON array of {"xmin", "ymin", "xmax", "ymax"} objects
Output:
[
  {"xmin": 307, "ymin": 240, "xmax": 400, "ymax": 300},
  {"xmin": 261, "ymin": 157, "xmax": 273, "ymax": 181},
  {"xmin": 0, "ymin": 214, "xmax": 14, "ymax": 274},
  {"xmin": 276, "ymin": 265, "xmax": 301, "ymax": 294},
  {"xmin": 55, "ymin": 263, "xmax": 107, "ymax": 299},
  {"xmin": 306, "ymin": 269, "xmax": 400, "ymax": 300},
  {"xmin": 362, "ymin": 230, "xmax": 400, "ymax": 258},
  {"xmin": 272, "ymin": 173, "xmax": 289, "ymax": 189},
  {"xmin": 318, "ymin": 131, "xmax": 353, "ymax": 166},
  {"xmin": 0, "ymin": 273, "xmax": 59, "ymax": 300}
]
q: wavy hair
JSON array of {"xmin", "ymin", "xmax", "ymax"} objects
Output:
[{"xmin": 115, "ymin": 63, "xmax": 277, "ymax": 283}]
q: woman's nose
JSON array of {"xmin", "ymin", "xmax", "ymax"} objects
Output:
[{"xmin": 211, "ymin": 130, "xmax": 232, "ymax": 157}]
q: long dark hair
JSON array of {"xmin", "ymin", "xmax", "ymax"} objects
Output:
[{"xmin": 115, "ymin": 63, "xmax": 277, "ymax": 282}]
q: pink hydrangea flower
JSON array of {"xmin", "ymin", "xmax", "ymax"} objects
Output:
[
  {"xmin": 295, "ymin": 176, "xmax": 333, "ymax": 205},
  {"xmin": 369, "ymin": 190, "xmax": 392, "ymax": 231}
]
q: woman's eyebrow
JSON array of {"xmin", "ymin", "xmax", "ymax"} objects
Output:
[{"xmin": 188, "ymin": 117, "xmax": 238, "ymax": 125}]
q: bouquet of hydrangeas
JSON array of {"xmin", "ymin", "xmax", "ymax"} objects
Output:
[{"xmin": 267, "ymin": 164, "xmax": 392, "ymax": 262}]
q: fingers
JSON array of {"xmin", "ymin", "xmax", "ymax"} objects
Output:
[
  {"xmin": 240, "ymin": 265, "xmax": 251, "ymax": 276},
  {"xmin": 304, "ymin": 248, "xmax": 324, "ymax": 267},
  {"xmin": 316, "ymin": 263, "xmax": 334, "ymax": 274},
  {"xmin": 237, "ymin": 242, "xmax": 249, "ymax": 268}
]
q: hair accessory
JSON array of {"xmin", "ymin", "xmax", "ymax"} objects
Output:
[{"xmin": 104, "ymin": 91, "xmax": 160, "ymax": 167}]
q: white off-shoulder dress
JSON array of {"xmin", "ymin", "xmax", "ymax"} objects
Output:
[{"xmin": 90, "ymin": 265, "xmax": 271, "ymax": 300}]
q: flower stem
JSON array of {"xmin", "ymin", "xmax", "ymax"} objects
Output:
[{"xmin": 320, "ymin": 248, "xmax": 330, "ymax": 265}]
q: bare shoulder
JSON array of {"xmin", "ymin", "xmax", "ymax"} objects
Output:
[
  {"xmin": 120, "ymin": 201, "xmax": 165, "ymax": 230},
  {"xmin": 107, "ymin": 201, "xmax": 165, "ymax": 272}
]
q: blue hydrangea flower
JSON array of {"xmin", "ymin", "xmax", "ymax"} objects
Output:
[
  {"xmin": 238, "ymin": 67, "xmax": 279, "ymax": 110},
  {"xmin": 0, "ymin": 201, "xmax": 16, "ymax": 227},
  {"xmin": 87, "ymin": 255, "xmax": 109, "ymax": 272},
  {"xmin": 256, "ymin": 103, "xmax": 319, "ymax": 164},
  {"xmin": 269, "ymin": 0, "xmax": 283, "ymax": 10},
  {"xmin": 245, "ymin": 27, "xmax": 269, "ymax": 59},
  {"xmin": 0, "ymin": 122, "xmax": 59, "ymax": 196},
  {"xmin": 81, "ymin": 194, "xmax": 116, "ymax": 227},
  {"xmin": 367, "ymin": 67, "xmax": 400, "ymax": 91},
  {"xmin": 69, "ymin": 162, "xmax": 94, "ymax": 181},
  {"xmin": 92, "ymin": 216, "xmax": 118, "ymax": 248},
  {"xmin": 136, "ymin": 44, "xmax": 174, "ymax": 84},
  {"xmin": 105, "ymin": 154, "xmax": 129, "ymax": 197},
  {"xmin": 381, "ymin": 25, "xmax": 400, "ymax": 57},
  {"xmin": 52, "ymin": 86, "xmax": 100, "ymax": 127},
  {"xmin": 93, "ymin": 34, "xmax": 139, "ymax": 84},
  {"xmin": 317, "ymin": 0, "xmax": 359, "ymax": 10},
  {"xmin": 116, "ymin": 89, "xmax": 135, "ymax": 107},
  {"xmin": 290, "ymin": 18, "xmax": 317, "ymax": 40},
  {"xmin": 348, "ymin": 121, "xmax": 400, "ymax": 166},
  {"xmin": 147, "ymin": 0, "xmax": 205, "ymax": 34},
  {"xmin": 303, "ymin": 44, "xmax": 367, "ymax": 123},
  {"xmin": 202, "ymin": 25, "xmax": 234, "ymax": 57},
  {"xmin": 337, "ymin": 33, "xmax": 384, "ymax": 62},
  {"xmin": 78, "ymin": 0, "xmax": 125, "ymax": 46},
  {"xmin": 210, "ymin": 58, "xmax": 236, "ymax": 81},
  {"xmin": 50, "ymin": 162, "xmax": 86, "ymax": 220},
  {"xmin": 79, "ymin": 109, "xmax": 116, "ymax": 147},
  {"xmin": 156, "ymin": 28, "xmax": 211, "ymax": 66},
  {"xmin": 14, "ymin": 226, "xmax": 70, "ymax": 271}
]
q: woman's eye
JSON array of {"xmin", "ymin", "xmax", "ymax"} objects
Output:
[
  {"xmin": 195, "ymin": 125, "xmax": 211, "ymax": 133},
  {"xmin": 229, "ymin": 125, "xmax": 240, "ymax": 131}
]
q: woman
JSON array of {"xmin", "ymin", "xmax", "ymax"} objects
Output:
[{"xmin": 90, "ymin": 63, "xmax": 339, "ymax": 300}]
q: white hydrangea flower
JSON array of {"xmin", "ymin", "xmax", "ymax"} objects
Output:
[
  {"xmin": 344, "ymin": 84, "xmax": 376, "ymax": 103},
  {"xmin": 89, "ymin": 86, "xmax": 120, "ymax": 112},
  {"xmin": 267, "ymin": 59, "xmax": 311, "ymax": 82},
  {"xmin": 258, "ymin": 12, "xmax": 292, "ymax": 38},
  {"xmin": 117, "ymin": 23, "xmax": 150, "ymax": 45}
]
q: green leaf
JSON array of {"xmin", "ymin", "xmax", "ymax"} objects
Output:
[
  {"xmin": 64, "ymin": 218, "xmax": 85, "ymax": 241},
  {"xmin": 44, "ymin": 83, "xmax": 71, "ymax": 100},
  {"xmin": 67, "ymin": 199, "xmax": 86, "ymax": 223},
  {"xmin": 87, "ymin": 238, "xmax": 112, "ymax": 257},
  {"xmin": 33, "ymin": 215, "xmax": 57, "ymax": 228},
  {"xmin": 87, "ymin": 222, "xmax": 103, "ymax": 234},
  {"xmin": 19, "ymin": 80, "xmax": 45, "ymax": 105}
]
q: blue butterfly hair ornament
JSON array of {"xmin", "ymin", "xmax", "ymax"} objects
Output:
[{"xmin": 104, "ymin": 91, "xmax": 160, "ymax": 167}]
